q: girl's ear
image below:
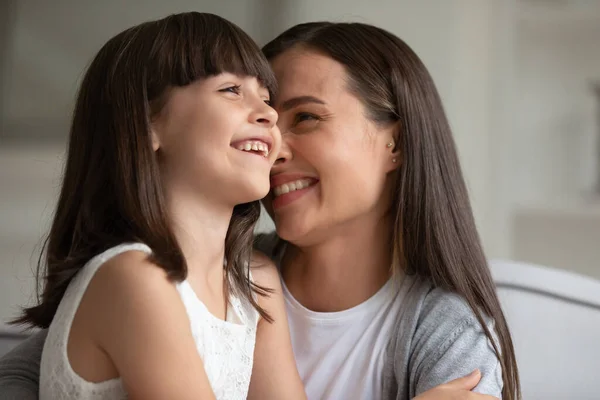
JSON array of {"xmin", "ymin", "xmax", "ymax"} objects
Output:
[{"xmin": 151, "ymin": 127, "xmax": 161, "ymax": 152}]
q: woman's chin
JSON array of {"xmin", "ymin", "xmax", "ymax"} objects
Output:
[{"xmin": 273, "ymin": 215, "xmax": 315, "ymax": 245}]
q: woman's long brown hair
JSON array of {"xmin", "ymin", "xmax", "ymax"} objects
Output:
[
  {"xmin": 14, "ymin": 12, "xmax": 277, "ymax": 329},
  {"xmin": 263, "ymin": 22, "xmax": 520, "ymax": 399}
]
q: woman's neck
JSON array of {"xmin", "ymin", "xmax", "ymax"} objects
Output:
[
  {"xmin": 281, "ymin": 212, "xmax": 396, "ymax": 312},
  {"xmin": 167, "ymin": 190, "xmax": 233, "ymax": 280}
]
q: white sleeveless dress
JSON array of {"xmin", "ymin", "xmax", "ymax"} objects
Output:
[{"xmin": 39, "ymin": 243, "xmax": 259, "ymax": 400}]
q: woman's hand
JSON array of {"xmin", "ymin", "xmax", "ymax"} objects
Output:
[{"xmin": 413, "ymin": 370, "xmax": 499, "ymax": 400}]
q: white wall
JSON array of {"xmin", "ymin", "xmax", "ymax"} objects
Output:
[
  {"xmin": 510, "ymin": 4, "xmax": 600, "ymax": 280},
  {"xmin": 0, "ymin": 145, "xmax": 63, "ymax": 330},
  {"xmin": 515, "ymin": 15, "xmax": 600, "ymax": 205}
]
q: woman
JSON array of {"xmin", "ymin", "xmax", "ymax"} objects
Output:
[
  {"xmin": 0, "ymin": 20, "xmax": 519, "ymax": 400},
  {"xmin": 254, "ymin": 21, "xmax": 520, "ymax": 400}
]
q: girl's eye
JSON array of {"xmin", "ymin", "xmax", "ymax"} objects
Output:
[{"xmin": 220, "ymin": 85, "xmax": 241, "ymax": 95}]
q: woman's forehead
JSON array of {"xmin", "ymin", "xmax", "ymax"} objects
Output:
[{"xmin": 271, "ymin": 49, "xmax": 347, "ymax": 106}]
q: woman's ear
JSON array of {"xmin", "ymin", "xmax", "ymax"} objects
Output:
[
  {"xmin": 385, "ymin": 121, "xmax": 401, "ymax": 173},
  {"xmin": 386, "ymin": 149, "xmax": 401, "ymax": 173}
]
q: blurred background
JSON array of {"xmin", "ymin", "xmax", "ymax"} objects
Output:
[{"xmin": 0, "ymin": 0, "xmax": 599, "ymax": 395}]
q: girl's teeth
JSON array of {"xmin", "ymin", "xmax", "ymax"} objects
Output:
[{"xmin": 236, "ymin": 141, "xmax": 269, "ymax": 157}]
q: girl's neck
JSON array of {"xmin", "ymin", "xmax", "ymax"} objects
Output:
[
  {"xmin": 166, "ymin": 189, "xmax": 234, "ymax": 320},
  {"xmin": 166, "ymin": 190, "xmax": 233, "ymax": 280}
]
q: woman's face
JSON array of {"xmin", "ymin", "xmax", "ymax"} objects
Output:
[
  {"xmin": 263, "ymin": 48, "xmax": 399, "ymax": 246},
  {"xmin": 153, "ymin": 73, "xmax": 281, "ymax": 207}
]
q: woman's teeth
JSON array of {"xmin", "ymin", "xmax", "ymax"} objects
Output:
[
  {"xmin": 236, "ymin": 140, "xmax": 269, "ymax": 157},
  {"xmin": 273, "ymin": 179, "xmax": 313, "ymax": 197}
]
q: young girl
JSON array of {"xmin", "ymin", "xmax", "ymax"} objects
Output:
[{"xmin": 11, "ymin": 12, "xmax": 304, "ymax": 400}]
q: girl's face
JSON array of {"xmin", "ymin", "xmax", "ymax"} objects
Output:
[
  {"xmin": 263, "ymin": 48, "xmax": 399, "ymax": 246},
  {"xmin": 153, "ymin": 73, "xmax": 281, "ymax": 207}
]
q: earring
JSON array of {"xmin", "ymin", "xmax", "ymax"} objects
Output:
[
  {"xmin": 392, "ymin": 158, "xmax": 397, "ymax": 163},
  {"xmin": 387, "ymin": 142, "xmax": 393, "ymax": 148}
]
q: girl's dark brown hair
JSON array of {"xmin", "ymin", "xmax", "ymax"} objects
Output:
[
  {"xmin": 263, "ymin": 22, "xmax": 520, "ymax": 399},
  {"xmin": 14, "ymin": 12, "xmax": 276, "ymax": 328}
]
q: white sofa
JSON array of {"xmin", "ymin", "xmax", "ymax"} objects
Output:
[{"xmin": 489, "ymin": 260, "xmax": 600, "ymax": 400}]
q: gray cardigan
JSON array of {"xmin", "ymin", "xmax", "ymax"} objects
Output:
[{"xmin": 0, "ymin": 233, "xmax": 503, "ymax": 399}]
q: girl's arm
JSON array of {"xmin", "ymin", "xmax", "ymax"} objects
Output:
[
  {"xmin": 414, "ymin": 370, "xmax": 499, "ymax": 400},
  {"xmin": 247, "ymin": 251, "xmax": 306, "ymax": 400},
  {"xmin": 83, "ymin": 251, "xmax": 216, "ymax": 400}
]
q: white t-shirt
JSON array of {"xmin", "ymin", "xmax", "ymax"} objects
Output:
[
  {"xmin": 253, "ymin": 233, "xmax": 502, "ymax": 400},
  {"xmin": 283, "ymin": 278, "xmax": 403, "ymax": 400}
]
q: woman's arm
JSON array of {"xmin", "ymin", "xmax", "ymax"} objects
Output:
[
  {"xmin": 247, "ymin": 251, "xmax": 306, "ymax": 400},
  {"xmin": 408, "ymin": 289, "xmax": 503, "ymax": 398},
  {"xmin": 0, "ymin": 330, "xmax": 47, "ymax": 399},
  {"xmin": 83, "ymin": 251, "xmax": 216, "ymax": 400}
]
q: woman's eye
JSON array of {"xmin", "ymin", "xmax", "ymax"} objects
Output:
[
  {"xmin": 289, "ymin": 112, "xmax": 322, "ymax": 133},
  {"xmin": 294, "ymin": 112, "xmax": 319, "ymax": 125}
]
